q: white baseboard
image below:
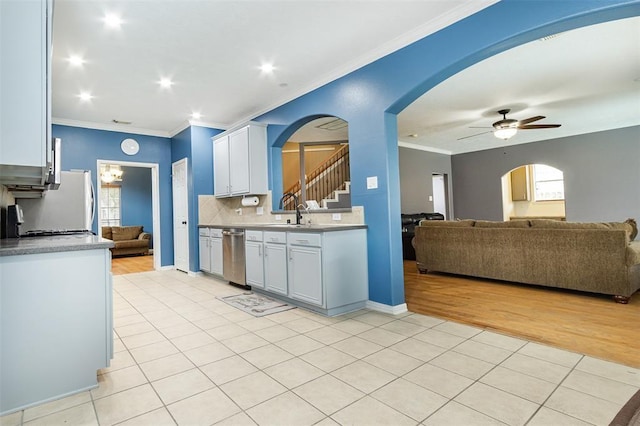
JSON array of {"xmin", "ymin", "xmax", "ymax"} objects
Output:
[
  {"xmin": 159, "ymin": 265, "xmax": 174, "ymax": 271},
  {"xmin": 187, "ymin": 271, "xmax": 201, "ymax": 277},
  {"xmin": 365, "ymin": 300, "xmax": 408, "ymax": 315}
]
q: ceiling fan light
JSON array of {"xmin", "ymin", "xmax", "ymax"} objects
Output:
[{"xmin": 494, "ymin": 127, "xmax": 518, "ymax": 140}]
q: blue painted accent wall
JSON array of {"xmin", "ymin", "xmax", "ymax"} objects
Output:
[
  {"xmin": 120, "ymin": 166, "xmax": 153, "ymax": 246},
  {"xmin": 52, "ymin": 124, "xmax": 174, "ymax": 267},
  {"xmin": 257, "ymin": 1, "xmax": 639, "ymax": 307},
  {"xmin": 170, "ymin": 125, "xmax": 222, "ymax": 272}
]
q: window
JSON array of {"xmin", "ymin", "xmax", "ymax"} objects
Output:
[
  {"xmin": 100, "ymin": 185, "xmax": 121, "ymax": 226},
  {"xmin": 532, "ymin": 164, "xmax": 564, "ymax": 201}
]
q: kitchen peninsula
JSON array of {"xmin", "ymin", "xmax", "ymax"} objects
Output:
[{"xmin": 0, "ymin": 234, "xmax": 114, "ymax": 415}]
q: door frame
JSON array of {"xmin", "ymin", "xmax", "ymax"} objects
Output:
[{"xmin": 96, "ymin": 159, "xmax": 161, "ymax": 271}]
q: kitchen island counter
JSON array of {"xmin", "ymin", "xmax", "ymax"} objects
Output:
[
  {"xmin": 0, "ymin": 235, "xmax": 114, "ymax": 415},
  {"xmin": 0, "ymin": 234, "xmax": 113, "ymax": 256}
]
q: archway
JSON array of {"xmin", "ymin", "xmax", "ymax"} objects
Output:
[{"xmin": 501, "ymin": 164, "xmax": 566, "ymax": 221}]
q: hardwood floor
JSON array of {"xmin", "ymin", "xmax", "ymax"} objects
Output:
[
  {"xmin": 404, "ymin": 260, "xmax": 640, "ymax": 368},
  {"xmin": 111, "ymin": 254, "xmax": 154, "ymax": 275}
]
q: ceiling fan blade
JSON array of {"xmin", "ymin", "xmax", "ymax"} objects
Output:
[
  {"xmin": 457, "ymin": 130, "xmax": 492, "ymax": 140},
  {"xmin": 517, "ymin": 115, "xmax": 545, "ymax": 126},
  {"xmin": 468, "ymin": 126, "xmax": 492, "ymax": 129},
  {"xmin": 520, "ymin": 124, "xmax": 561, "ymax": 129}
]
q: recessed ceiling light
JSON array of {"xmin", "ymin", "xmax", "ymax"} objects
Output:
[
  {"xmin": 191, "ymin": 112, "xmax": 202, "ymax": 120},
  {"xmin": 279, "ymin": 83, "xmax": 288, "ymax": 88},
  {"xmin": 103, "ymin": 13, "xmax": 123, "ymax": 29},
  {"xmin": 158, "ymin": 78, "xmax": 173, "ymax": 89},
  {"xmin": 260, "ymin": 63, "xmax": 275, "ymax": 74},
  {"xmin": 68, "ymin": 55, "xmax": 85, "ymax": 67},
  {"xmin": 78, "ymin": 91, "xmax": 93, "ymax": 102}
]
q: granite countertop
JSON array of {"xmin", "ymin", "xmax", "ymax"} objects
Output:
[
  {"xmin": 0, "ymin": 234, "xmax": 115, "ymax": 257},
  {"xmin": 198, "ymin": 223, "xmax": 367, "ymax": 232}
]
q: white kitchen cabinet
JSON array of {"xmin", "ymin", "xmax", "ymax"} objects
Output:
[
  {"xmin": 245, "ymin": 230, "xmax": 264, "ymax": 288},
  {"xmin": 0, "ymin": 0, "xmax": 51, "ymax": 185},
  {"xmin": 263, "ymin": 231, "xmax": 288, "ymax": 295},
  {"xmin": 213, "ymin": 123, "xmax": 267, "ymax": 197},
  {"xmin": 288, "ymin": 245, "xmax": 323, "ymax": 306},
  {"xmin": 210, "ymin": 229, "xmax": 223, "ymax": 276},
  {"xmin": 199, "ymin": 228, "xmax": 223, "ymax": 276},
  {"xmin": 199, "ymin": 228, "xmax": 211, "ymax": 273}
]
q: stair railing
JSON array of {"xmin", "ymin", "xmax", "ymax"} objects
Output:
[{"xmin": 282, "ymin": 144, "xmax": 350, "ymax": 210}]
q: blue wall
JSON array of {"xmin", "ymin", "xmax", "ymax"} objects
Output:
[
  {"xmin": 52, "ymin": 124, "xmax": 174, "ymax": 267},
  {"xmin": 171, "ymin": 125, "xmax": 222, "ymax": 272},
  {"xmin": 120, "ymin": 166, "xmax": 153, "ymax": 246},
  {"xmin": 257, "ymin": 0, "xmax": 640, "ymax": 307}
]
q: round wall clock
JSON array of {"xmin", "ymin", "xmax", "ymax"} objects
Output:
[{"xmin": 121, "ymin": 138, "xmax": 139, "ymax": 155}]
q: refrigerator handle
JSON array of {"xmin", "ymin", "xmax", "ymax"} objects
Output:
[{"xmin": 89, "ymin": 172, "xmax": 96, "ymax": 226}]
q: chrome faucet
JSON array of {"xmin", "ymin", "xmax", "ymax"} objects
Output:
[{"xmin": 279, "ymin": 192, "xmax": 302, "ymax": 225}]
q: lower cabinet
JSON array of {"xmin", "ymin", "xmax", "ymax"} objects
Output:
[
  {"xmin": 288, "ymin": 245, "xmax": 322, "ymax": 306},
  {"xmin": 210, "ymin": 233, "xmax": 223, "ymax": 275},
  {"xmin": 263, "ymin": 231, "xmax": 288, "ymax": 295},
  {"xmin": 199, "ymin": 228, "xmax": 223, "ymax": 276},
  {"xmin": 245, "ymin": 230, "xmax": 264, "ymax": 288},
  {"xmin": 199, "ymin": 235, "xmax": 211, "ymax": 272},
  {"xmin": 255, "ymin": 228, "xmax": 368, "ymax": 316}
]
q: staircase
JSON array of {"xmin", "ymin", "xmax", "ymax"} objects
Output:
[{"xmin": 282, "ymin": 144, "xmax": 350, "ymax": 210}]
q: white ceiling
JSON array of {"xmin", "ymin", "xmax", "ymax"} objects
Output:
[
  {"xmin": 51, "ymin": 0, "xmax": 496, "ymax": 137},
  {"xmin": 398, "ymin": 16, "xmax": 640, "ymax": 154}
]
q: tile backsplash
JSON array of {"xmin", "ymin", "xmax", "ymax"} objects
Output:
[{"xmin": 198, "ymin": 192, "xmax": 364, "ymax": 226}]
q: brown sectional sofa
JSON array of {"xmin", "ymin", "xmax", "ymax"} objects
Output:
[
  {"xmin": 413, "ymin": 219, "xmax": 640, "ymax": 303},
  {"xmin": 102, "ymin": 226, "xmax": 151, "ymax": 257}
]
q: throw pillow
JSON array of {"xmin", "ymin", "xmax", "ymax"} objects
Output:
[{"xmin": 626, "ymin": 218, "xmax": 638, "ymax": 240}]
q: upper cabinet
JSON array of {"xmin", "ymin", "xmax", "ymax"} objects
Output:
[
  {"xmin": 0, "ymin": 0, "xmax": 52, "ymax": 186},
  {"xmin": 213, "ymin": 123, "xmax": 267, "ymax": 197}
]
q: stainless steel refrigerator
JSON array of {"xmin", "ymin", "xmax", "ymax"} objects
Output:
[{"xmin": 17, "ymin": 170, "xmax": 95, "ymax": 233}]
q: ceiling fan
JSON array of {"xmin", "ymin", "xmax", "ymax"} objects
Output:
[{"xmin": 459, "ymin": 109, "xmax": 561, "ymax": 140}]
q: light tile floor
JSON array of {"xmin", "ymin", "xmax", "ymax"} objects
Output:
[{"xmin": 3, "ymin": 270, "xmax": 639, "ymax": 426}]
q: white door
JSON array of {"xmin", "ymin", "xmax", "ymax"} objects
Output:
[
  {"xmin": 172, "ymin": 158, "xmax": 190, "ymax": 272},
  {"xmin": 432, "ymin": 174, "xmax": 448, "ymax": 219}
]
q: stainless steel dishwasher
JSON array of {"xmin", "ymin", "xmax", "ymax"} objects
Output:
[{"xmin": 222, "ymin": 228, "xmax": 247, "ymax": 287}]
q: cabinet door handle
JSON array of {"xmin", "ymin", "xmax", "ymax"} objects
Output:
[
  {"xmin": 258, "ymin": 245, "xmax": 262, "ymax": 256},
  {"xmin": 289, "ymin": 248, "xmax": 293, "ymax": 261}
]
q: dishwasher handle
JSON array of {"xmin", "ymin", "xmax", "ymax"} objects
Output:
[{"xmin": 222, "ymin": 230, "xmax": 244, "ymax": 236}]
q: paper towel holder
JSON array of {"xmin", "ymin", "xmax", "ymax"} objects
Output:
[{"xmin": 241, "ymin": 196, "xmax": 260, "ymax": 207}]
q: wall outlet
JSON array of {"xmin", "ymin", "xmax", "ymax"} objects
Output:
[
  {"xmin": 332, "ymin": 213, "xmax": 342, "ymax": 221},
  {"xmin": 236, "ymin": 208, "xmax": 242, "ymax": 215},
  {"xmin": 366, "ymin": 176, "xmax": 378, "ymax": 190},
  {"xmin": 256, "ymin": 206, "xmax": 264, "ymax": 215},
  {"xmin": 275, "ymin": 214, "xmax": 282, "ymax": 221},
  {"xmin": 428, "ymin": 195, "xmax": 433, "ymax": 201}
]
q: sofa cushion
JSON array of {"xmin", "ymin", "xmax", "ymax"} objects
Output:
[
  {"xmin": 530, "ymin": 219, "xmax": 608, "ymax": 230},
  {"xmin": 419, "ymin": 219, "xmax": 475, "ymax": 227},
  {"xmin": 102, "ymin": 227, "xmax": 113, "ymax": 240},
  {"xmin": 112, "ymin": 226, "xmax": 143, "ymax": 241},
  {"xmin": 475, "ymin": 220, "xmax": 531, "ymax": 228},
  {"xmin": 113, "ymin": 239, "xmax": 149, "ymax": 249}
]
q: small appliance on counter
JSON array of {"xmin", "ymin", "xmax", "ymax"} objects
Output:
[{"xmin": 0, "ymin": 204, "xmax": 24, "ymax": 238}]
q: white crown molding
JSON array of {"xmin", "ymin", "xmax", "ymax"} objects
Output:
[
  {"xmin": 169, "ymin": 119, "xmax": 229, "ymax": 137},
  {"xmin": 365, "ymin": 300, "xmax": 408, "ymax": 315},
  {"xmin": 226, "ymin": 0, "xmax": 498, "ymax": 129},
  {"xmin": 52, "ymin": 118, "xmax": 171, "ymax": 138},
  {"xmin": 398, "ymin": 141, "xmax": 453, "ymax": 155}
]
